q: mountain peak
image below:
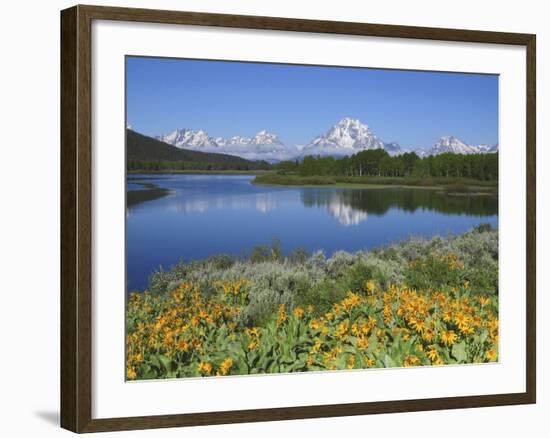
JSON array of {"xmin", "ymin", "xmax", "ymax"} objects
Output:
[
  {"xmin": 252, "ymin": 130, "xmax": 283, "ymax": 146},
  {"xmin": 302, "ymin": 117, "xmax": 400, "ymax": 156},
  {"xmin": 423, "ymin": 136, "xmax": 493, "ymax": 156},
  {"xmin": 337, "ymin": 117, "xmax": 362, "ymax": 127}
]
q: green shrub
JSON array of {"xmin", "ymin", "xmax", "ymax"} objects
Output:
[{"xmin": 404, "ymin": 253, "xmax": 465, "ymax": 291}]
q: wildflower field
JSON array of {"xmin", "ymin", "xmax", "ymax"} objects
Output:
[{"xmin": 126, "ymin": 226, "xmax": 499, "ymax": 380}]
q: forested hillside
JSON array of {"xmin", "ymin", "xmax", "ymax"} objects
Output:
[{"xmin": 126, "ymin": 129, "xmax": 270, "ymax": 171}]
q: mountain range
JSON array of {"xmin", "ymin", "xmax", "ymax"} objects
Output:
[
  {"xmin": 126, "ymin": 129, "xmax": 262, "ymax": 169},
  {"xmin": 415, "ymin": 136, "xmax": 498, "ymax": 157},
  {"xmin": 156, "ymin": 129, "xmax": 288, "ymax": 162},
  {"xmin": 150, "ymin": 117, "xmax": 497, "ymax": 162}
]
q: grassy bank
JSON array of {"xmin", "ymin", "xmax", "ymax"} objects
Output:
[
  {"xmin": 252, "ymin": 173, "xmax": 498, "ymax": 193},
  {"xmin": 126, "ymin": 226, "xmax": 499, "ymax": 379}
]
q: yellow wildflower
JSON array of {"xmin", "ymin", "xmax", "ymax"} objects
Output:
[
  {"xmin": 478, "ymin": 296, "xmax": 490, "ymax": 307},
  {"xmin": 334, "ymin": 321, "xmax": 348, "ymax": 340},
  {"xmin": 277, "ymin": 304, "xmax": 287, "ymax": 326},
  {"xmin": 357, "ymin": 336, "xmax": 370, "ymax": 350},
  {"xmin": 486, "ymin": 348, "xmax": 498, "ymax": 361},
  {"xmin": 127, "ymin": 366, "xmax": 137, "ymax": 380},
  {"xmin": 176, "ymin": 340, "xmax": 189, "ymax": 352},
  {"xmin": 409, "ymin": 317, "xmax": 426, "ymax": 333},
  {"xmin": 403, "ymin": 355, "xmax": 421, "ymax": 367},
  {"xmin": 309, "ymin": 319, "xmax": 323, "ymax": 330},
  {"xmin": 422, "ymin": 329, "xmax": 435, "ymax": 342},
  {"xmin": 342, "ymin": 291, "xmax": 362, "ymax": 311},
  {"xmin": 454, "ymin": 312, "xmax": 471, "ymax": 331},
  {"xmin": 365, "ymin": 280, "xmax": 377, "ymax": 295},
  {"xmin": 427, "ymin": 345, "xmax": 439, "ymax": 362},
  {"xmin": 441, "ymin": 330, "xmax": 458, "ymax": 346},
  {"xmin": 311, "ymin": 339, "xmax": 322, "ymax": 353},
  {"xmin": 197, "ymin": 362, "xmax": 213, "ymax": 376},
  {"xmin": 367, "ymin": 315, "xmax": 377, "ymax": 330},
  {"xmin": 217, "ymin": 358, "xmax": 233, "ymax": 376}
]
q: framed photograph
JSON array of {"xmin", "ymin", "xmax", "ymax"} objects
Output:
[{"xmin": 60, "ymin": 5, "xmax": 536, "ymax": 433}]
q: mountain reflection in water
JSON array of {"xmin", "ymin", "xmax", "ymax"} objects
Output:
[{"xmin": 126, "ymin": 175, "xmax": 498, "ymax": 292}]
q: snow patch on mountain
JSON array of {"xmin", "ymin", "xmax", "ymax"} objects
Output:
[
  {"xmin": 419, "ymin": 136, "xmax": 499, "ymax": 156},
  {"xmin": 157, "ymin": 128, "xmax": 295, "ymax": 161},
  {"xmin": 300, "ymin": 118, "xmax": 401, "ymax": 156}
]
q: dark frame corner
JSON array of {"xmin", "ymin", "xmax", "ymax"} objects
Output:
[{"xmin": 61, "ymin": 4, "xmax": 536, "ymax": 433}]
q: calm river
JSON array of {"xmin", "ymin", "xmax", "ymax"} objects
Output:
[{"xmin": 126, "ymin": 174, "xmax": 498, "ymax": 292}]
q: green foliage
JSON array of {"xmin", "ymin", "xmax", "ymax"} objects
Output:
[
  {"xmin": 404, "ymin": 253, "xmax": 465, "ymax": 291},
  {"xmin": 273, "ymin": 149, "xmax": 498, "ymax": 181},
  {"xmin": 288, "ymin": 247, "xmax": 309, "ymax": 265},
  {"xmin": 250, "ymin": 239, "xmax": 284, "ymax": 264}
]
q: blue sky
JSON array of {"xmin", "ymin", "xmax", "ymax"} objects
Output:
[{"xmin": 126, "ymin": 56, "xmax": 498, "ymax": 149}]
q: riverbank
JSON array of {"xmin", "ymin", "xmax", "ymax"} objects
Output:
[
  {"xmin": 126, "ymin": 226, "xmax": 499, "ymax": 379},
  {"xmin": 252, "ymin": 173, "xmax": 498, "ymax": 194},
  {"xmin": 127, "ymin": 181, "xmax": 171, "ymax": 207}
]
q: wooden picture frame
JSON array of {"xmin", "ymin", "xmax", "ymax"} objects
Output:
[{"xmin": 61, "ymin": 4, "xmax": 536, "ymax": 433}]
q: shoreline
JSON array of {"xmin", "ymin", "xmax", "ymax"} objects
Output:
[
  {"xmin": 252, "ymin": 181, "xmax": 497, "ymax": 196},
  {"xmin": 131, "ymin": 225, "xmax": 499, "ymax": 295},
  {"xmin": 126, "ymin": 170, "xmax": 498, "ymax": 195},
  {"xmin": 253, "ymin": 180, "xmax": 442, "ymax": 190},
  {"xmin": 251, "ymin": 173, "xmax": 498, "ymax": 194},
  {"xmin": 127, "ymin": 169, "xmax": 268, "ymax": 175}
]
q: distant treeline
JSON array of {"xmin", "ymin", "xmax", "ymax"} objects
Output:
[
  {"xmin": 276, "ymin": 149, "xmax": 498, "ymax": 180},
  {"xmin": 127, "ymin": 160, "xmax": 271, "ymax": 171}
]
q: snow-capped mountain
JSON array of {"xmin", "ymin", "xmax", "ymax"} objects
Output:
[
  {"xmin": 155, "ymin": 120, "xmax": 496, "ymax": 162},
  {"xmin": 251, "ymin": 130, "xmax": 284, "ymax": 146},
  {"xmin": 477, "ymin": 143, "xmax": 499, "ymax": 153},
  {"xmin": 430, "ymin": 136, "xmax": 479, "ymax": 155},
  {"xmin": 157, "ymin": 128, "xmax": 292, "ymax": 161},
  {"xmin": 418, "ymin": 136, "xmax": 499, "ymax": 157},
  {"xmin": 299, "ymin": 118, "xmax": 401, "ymax": 156},
  {"xmin": 159, "ymin": 128, "xmax": 213, "ymax": 148},
  {"xmin": 158, "ymin": 129, "xmax": 285, "ymax": 149}
]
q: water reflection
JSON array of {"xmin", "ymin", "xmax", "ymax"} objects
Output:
[
  {"xmin": 301, "ymin": 188, "xmax": 498, "ymax": 224},
  {"xmin": 126, "ymin": 175, "xmax": 498, "ymax": 292},
  {"xmin": 127, "ymin": 177, "xmax": 498, "ymax": 226},
  {"xmin": 325, "ymin": 197, "xmax": 369, "ymax": 225},
  {"xmin": 167, "ymin": 191, "xmax": 281, "ymax": 214}
]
